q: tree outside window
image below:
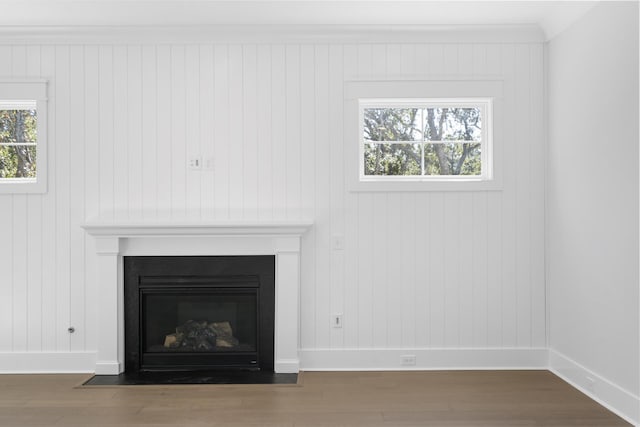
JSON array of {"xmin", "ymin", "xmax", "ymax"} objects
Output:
[
  {"xmin": 0, "ymin": 101, "xmax": 38, "ymax": 179},
  {"xmin": 360, "ymin": 99, "xmax": 491, "ymax": 181}
]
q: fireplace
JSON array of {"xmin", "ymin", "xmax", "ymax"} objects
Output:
[
  {"xmin": 82, "ymin": 221, "xmax": 311, "ymax": 375},
  {"xmin": 124, "ymin": 256, "xmax": 275, "ymax": 373}
]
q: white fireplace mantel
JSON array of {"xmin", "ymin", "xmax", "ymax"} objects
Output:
[{"xmin": 82, "ymin": 219, "xmax": 312, "ymax": 375}]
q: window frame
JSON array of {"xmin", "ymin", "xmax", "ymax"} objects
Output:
[
  {"xmin": 0, "ymin": 80, "xmax": 48, "ymax": 194},
  {"xmin": 359, "ymin": 98, "xmax": 493, "ymax": 182},
  {"xmin": 345, "ymin": 78, "xmax": 503, "ymax": 192}
]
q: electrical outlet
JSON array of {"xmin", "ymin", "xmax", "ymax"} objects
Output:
[
  {"xmin": 332, "ymin": 314, "xmax": 343, "ymax": 328},
  {"xmin": 401, "ymin": 355, "xmax": 416, "ymax": 366}
]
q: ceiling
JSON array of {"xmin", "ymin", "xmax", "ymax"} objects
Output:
[{"xmin": 0, "ymin": 0, "xmax": 600, "ymax": 40}]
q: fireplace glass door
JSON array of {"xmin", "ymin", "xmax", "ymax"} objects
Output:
[{"xmin": 141, "ymin": 288, "xmax": 259, "ymax": 369}]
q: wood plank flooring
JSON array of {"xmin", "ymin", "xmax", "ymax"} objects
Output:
[{"xmin": 0, "ymin": 370, "xmax": 630, "ymax": 426}]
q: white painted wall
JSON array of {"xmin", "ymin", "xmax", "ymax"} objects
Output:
[
  {"xmin": 0, "ymin": 29, "xmax": 545, "ymax": 370},
  {"xmin": 547, "ymin": 2, "xmax": 639, "ymax": 423}
]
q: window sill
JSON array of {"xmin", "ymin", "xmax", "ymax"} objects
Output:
[
  {"xmin": 349, "ymin": 178, "xmax": 502, "ymax": 192},
  {"xmin": 0, "ymin": 179, "xmax": 47, "ymax": 194}
]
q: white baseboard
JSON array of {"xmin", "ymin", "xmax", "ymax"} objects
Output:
[
  {"xmin": 95, "ymin": 361, "xmax": 122, "ymax": 375},
  {"xmin": 548, "ymin": 349, "xmax": 639, "ymax": 426},
  {"xmin": 300, "ymin": 348, "xmax": 549, "ymax": 371},
  {"xmin": 275, "ymin": 358, "xmax": 300, "ymax": 374},
  {"xmin": 0, "ymin": 352, "xmax": 97, "ymax": 373}
]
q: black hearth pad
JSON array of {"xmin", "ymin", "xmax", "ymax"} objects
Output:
[{"xmin": 82, "ymin": 370, "xmax": 298, "ymax": 386}]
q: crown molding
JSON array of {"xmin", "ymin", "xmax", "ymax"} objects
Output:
[{"xmin": 0, "ymin": 24, "xmax": 544, "ymax": 44}]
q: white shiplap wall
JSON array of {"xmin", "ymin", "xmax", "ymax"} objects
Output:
[{"xmin": 0, "ymin": 34, "xmax": 545, "ymax": 371}]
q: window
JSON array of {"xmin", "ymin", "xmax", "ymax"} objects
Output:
[
  {"xmin": 360, "ymin": 98, "xmax": 492, "ymax": 182},
  {"xmin": 0, "ymin": 80, "xmax": 48, "ymax": 193}
]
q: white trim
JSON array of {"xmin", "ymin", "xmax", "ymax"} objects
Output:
[
  {"xmin": 82, "ymin": 220, "xmax": 313, "ymax": 237},
  {"xmin": 0, "ymin": 352, "xmax": 96, "ymax": 373},
  {"xmin": 95, "ymin": 361, "xmax": 123, "ymax": 376},
  {"xmin": 83, "ymin": 224, "xmax": 312, "ymax": 375},
  {"xmin": 346, "ymin": 78, "xmax": 503, "ymax": 192},
  {"xmin": 0, "ymin": 100, "xmax": 36, "ymax": 110},
  {"xmin": 548, "ymin": 349, "xmax": 640, "ymax": 426},
  {"xmin": 275, "ymin": 359, "xmax": 301, "ymax": 374},
  {"xmin": 0, "ymin": 25, "xmax": 545, "ymax": 45},
  {"xmin": 0, "ymin": 80, "xmax": 48, "ymax": 194},
  {"xmin": 300, "ymin": 348, "xmax": 549, "ymax": 371}
]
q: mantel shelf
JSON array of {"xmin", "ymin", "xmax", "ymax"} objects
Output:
[{"xmin": 82, "ymin": 220, "xmax": 314, "ymax": 237}]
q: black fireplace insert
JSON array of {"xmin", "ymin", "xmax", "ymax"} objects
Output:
[{"xmin": 124, "ymin": 256, "xmax": 275, "ymax": 373}]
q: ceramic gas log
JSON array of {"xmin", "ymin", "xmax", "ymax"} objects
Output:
[{"xmin": 162, "ymin": 320, "xmax": 241, "ymax": 351}]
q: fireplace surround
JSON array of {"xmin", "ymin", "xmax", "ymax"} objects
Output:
[
  {"xmin": 82, "ymin": 220, "xmax": 312, "ymax": 375},
  {"xmin": 124, "ymin": 255, "xmax": 275, "ymax": 373}
]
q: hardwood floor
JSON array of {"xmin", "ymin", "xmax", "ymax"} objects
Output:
[{"xmin": 0, "ymin": 371, "xmax": 630, "ymax": 426}]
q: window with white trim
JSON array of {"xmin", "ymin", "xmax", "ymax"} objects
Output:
[
  {"xmin": 360, "ymin": 98, "xmax": 492, "ymax": 182},
  {"xmin": 0, "ymin": 80, "xmax": 48, "ymax": 193}
]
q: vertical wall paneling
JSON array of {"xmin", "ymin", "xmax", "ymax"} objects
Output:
[
  {"xmin": 54, "ymin": 45, "xmax": 71, "ymax": 351},
  {"xmin": 459, "ymin": 192, "xmax": 475, "ymax": 347},
  {"xmin": 299, "ymin": 44, "xmax": 317, "ymax": 350},
  {"xmin": 83, "ymin": 45, "xmax": 100, "ymax": 352},
  {"xmin": 356, "ymin": 193, "xmax": 374, "ymax": 347},
  {"xmin": 306, "ymin": 43, "xmax": 330, "ymax": 348},
  {"xmin": 0, "ymin": 200, "xmax": 12, "ymax": 352},
  {"xmin": 242, "ymin": 44, "xmax": 258, "ymax": 221},
  {"xmin": 400, "ymin": 44, "xmax": 416, "ymax": 75},
  {"xmin": 515, "ymin": 44, "xmax": 532, "ymax": 347},
  {"xmin": 270, "ymin": 45, "xmax": 286, "ymax": 221},
  {"xmin": 329, "ymin": 43, "xmax": 344, "ymax": 348},
  {"xmin": 487, "ymin": 190, "xmax": 504, "ymax": 347},
  {"xmin": 485, "ymin": 44, "xmax": 504, "ymax": 347},
  {"xmin": 11, "ymin": 46, "xmax": 28, "ymax": 352},
  {"xmin": 155, "ymin": 45, "xmax": 171, "ymax": 218},
  {"xmin": 303, "ymin": 44, "xmax": 327, "ymax": 349},
  {"xmin": 25, "ymin": 45, "xmax": 43, "ymax": 352},
  {"xmin": 128, "ymin": 45, "xmax": 143, "ymax": 219},
  {"xmin": 113, "ymin": 46, "xmax": 129, "ymax": 219},
  {"xmin": 342, "ymin": 44, "xmax": 359, "ymax": 348},
  {"xmin": 140, "ymin": 45, "xmax": 158, "ymax": 218},
  {"xmin": 0, "ymin": 46, "xmax": 13, "ymax": 351},
  {"xmin": 0, "ymin": 34, "xmax": 546, "ymax": 366},
  {"xmin": 255, "ymin": 45, "xmax": 273, "ymax": 220},
  {"xmin": 372, "ymin": 192, "xmax": 389, "ymax": 347},
  {"xmin": 443, "ymin": 192, "xmax": 461, "ymax": 347},
  {"xmin": 299, "ymin": 45, "xmax": 315, "ymax": 245},
  {"xmin": 472, "ymin": 192, "xmax": 489, "ymax": 347},
  {"xmin": 98, "ymin": 46, "xmax": 114, "ymax": 220},
  {"xmin": 37, "ymin": 46, "xmax": 56, "ymax": 352},
  {"xmin": 69, "ymin": 45, "xmax": 86, "ymax": 351},
  {"xmin": 386, "ymin": 192, "xmax": 403, "ymax": 348},
  {"xmin": 227, "ymin": 45, "xmax": 243, "ymax": 218},
  {"xmin": 212, "ymin": 45, "xmax": 230, "ymax": 219},
  {"xmin": 199, "ymin": 45, "xmax": 215, "ymax": 218},
  {"xmin": 400, "ymin": 193, "xmax": 416, "ymax": 347},
  {"xmin": 170, "ymin": 45, "xmax": 187, "ymax": 219},
  {"xmin": 285, "ymin": 45, "xmax": 301, "ymax": 219},
  {"xmin": 429, "ymin": 193, "xmax": 446, "ymax": 347},
  {"xmin": 184, "ymin": 45, "xmax": 201, "ymax": 220},
  {"xmin": 471, "ymin": 44, "xmax": 489, "ymax": 348},
  {"xmin": 414, "ymin": 194, "xmax": 429, "ymax": 347},
  {"xmin": 530, "ymin": 44, "xmax": 546, "ymax": 347},
  {"xmin": 500, "ymin": 44, "xmax": 518, "ymax": 347}
]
